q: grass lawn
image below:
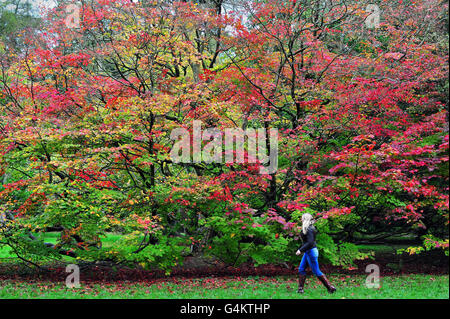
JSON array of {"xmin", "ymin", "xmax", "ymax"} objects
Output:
[
  {"xmin": 357, "ymin": 244, "xmax": 411, "ymax": 255},
  {"xmin": 0, "ymin": 274, "xmax": 448, "ymax": 299},
  {"xmin": 1, "ymin": 233, "xmax": 448, "ymax": 299},
  {"xmin": 0, "ymin": 232, "xmax": 123, "ymax": 261},
  {"xmin": 0, "ymin": 232, "xmax": 411, "ymax": 261}
]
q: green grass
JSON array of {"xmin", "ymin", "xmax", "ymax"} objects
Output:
[
  {"xmin": 0, "ymin": 233, "xmax": 411, "ymax": 261},
  {"xmin": 1, "ymin": 234, "xmax": 447, "ymax": 300},
  {"xmin": 0, "ymin": 246, "xmax": 13, "ymax": 259},
  {"xmin": 0, "ymin": 274, "xmax": 448, "ymax": 299},
  {"xmin": 0, "ymin": 232, "xmax": 123, "ymax": 261},
  {"xmin": 357, "ymin": 244, "xmax": 411, "ymax": 256}
]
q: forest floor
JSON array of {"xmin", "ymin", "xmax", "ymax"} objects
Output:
[
  {"xmin": 0, "ymin": 274, "xmax": 448, "ymax": 299},
  {"xmin": 0, "ymin": 240, "xmax": 448, "ymax": 299}
]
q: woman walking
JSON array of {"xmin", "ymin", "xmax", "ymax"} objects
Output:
[{"xmin": 296, "ymin": 213, "xmax": 336, "ymax": 294}]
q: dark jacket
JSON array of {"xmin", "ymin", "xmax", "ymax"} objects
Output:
[{"xmin": 298, "ymin": 225, "xmax": 317, "ymax": 252}]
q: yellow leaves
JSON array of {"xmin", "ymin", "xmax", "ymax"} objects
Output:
[
  {"xmin": 110, "ymin": 219, "xmax": 121, "ymax": 226},
  {"xmin": 185, "ymin": 21, "xmax": 194, "ymax": 29},
  {"xmin": 107, "ymin": 249, "xmax": 119, "ymax": 256},
  {"xmin": 400, "ymin": 246, "xmax": 425, "ymax": 255},
  {"xmin": 230, "ymin": 233, "xmax": 235, "ymax": 238}
]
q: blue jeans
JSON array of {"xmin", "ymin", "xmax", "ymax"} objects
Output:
[{"xmin": 298, "ymin": 247, "xmax": 323, "ymax": 277}]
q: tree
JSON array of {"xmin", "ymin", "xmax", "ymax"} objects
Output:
[
  {"xmin": 0, "ymin": 0, "xmax": 40, "ymax": 51},
  {"xmin": 0, "ymin": 0, "xmax": 448, "ymax": 270}
]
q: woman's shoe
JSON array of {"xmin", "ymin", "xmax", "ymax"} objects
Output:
[
  {"xmin": 297, "ymin": 274, "xmax": 306, "ymax": 293},
  {"xmin": 317, "ymin": 275, "xmax": 337, "ymax": 293}
]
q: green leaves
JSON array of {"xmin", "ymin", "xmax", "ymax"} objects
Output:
[{"xmin": 0, "ymin": 0, "xmax": 448, "ymax": 271}]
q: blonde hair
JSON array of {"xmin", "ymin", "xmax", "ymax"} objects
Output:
[{"xmin": 302, "ymin": 213, "xmax": 314, "ymax": 234}]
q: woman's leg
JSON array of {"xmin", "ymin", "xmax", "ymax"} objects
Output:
[
  {"xmin": 297, "ymin": 254, "xmax": 308, "ymax": 293},
  {"xmin": 307, "ymin": 248, "xmax": 336, "ymax": 293},
  {"xmin": 298, "ymin": 253, "xmax": 308, "ymax": 275},
  {"xmin": 305, "ymin": 248, "xmax": 323, "ymax": 277}
]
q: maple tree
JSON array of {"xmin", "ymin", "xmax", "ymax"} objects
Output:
[{"xmin": 0, "ymin": 0, "xmax": 448, "ymax": 270}]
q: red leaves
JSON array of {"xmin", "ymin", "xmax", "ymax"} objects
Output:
[
  {"xmin": 320, "ymin": 207, "xmax": 355, "ymax": 220},
  {"xmin": 0, "ymin": 0, "xmax": 447, "ymax": 266}
]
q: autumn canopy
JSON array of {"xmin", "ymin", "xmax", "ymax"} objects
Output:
[{"xmin": 0, "ymin": 0, "xmax": 448, "ymax": 270}]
